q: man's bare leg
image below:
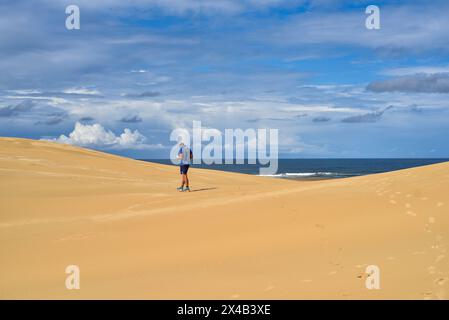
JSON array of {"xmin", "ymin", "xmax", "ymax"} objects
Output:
[
  {"xmin": 178, "ymin": 175, "xmax": 185, "ymax": 190},
  {"xmin": 181, "ymin": 174, "xmax": 186, "ymax": 187}
]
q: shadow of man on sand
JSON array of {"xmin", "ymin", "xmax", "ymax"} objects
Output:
[{"xmin": 189, "ymin": 187, "xmax": 217, "ymax": 193}]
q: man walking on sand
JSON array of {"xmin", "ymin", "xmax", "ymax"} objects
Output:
[{"xmin": 177, "ymin": 142, "xmax": 193, "ymax": 192}]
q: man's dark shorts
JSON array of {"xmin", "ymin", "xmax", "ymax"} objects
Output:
[{"xmin": 180, "ymin": 164, "xmax": 190, "ymax": 174}]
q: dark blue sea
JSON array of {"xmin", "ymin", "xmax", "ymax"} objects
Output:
[{"xmin": 142, "ymin": 159, "xmax": 449, "ymax": 180}]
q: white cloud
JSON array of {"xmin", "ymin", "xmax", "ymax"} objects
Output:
[
  {"xmin": 54, "ymin": 122, "xmax": 162, "ymax": 149},
  {"xmin": 367, "ymin": 73, "xmax": 449, "ymax": 94},
  {"xmin": 63, "ymin": 87, "xmax": 102, "ymax": 95},
  {"xmin": 382, "ymin": 66, "xmax": 449, "ymax": 76},
  {"xmin": 130, "ymin": 69, "xmax": 148, "ymax": 73}
]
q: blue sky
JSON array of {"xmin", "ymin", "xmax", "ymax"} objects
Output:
[{"xmin": 1, "ymin": 0, "xmax": 449, "ymax": 158}]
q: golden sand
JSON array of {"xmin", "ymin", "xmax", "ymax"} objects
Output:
[{"xmin": 0, "ymin": 137, "xmax": 448, "ymax": 299}]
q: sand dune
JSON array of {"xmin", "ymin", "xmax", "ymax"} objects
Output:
[{"xmin": 0, "ymin": 137, "xmax": 448, "ymax": 299}]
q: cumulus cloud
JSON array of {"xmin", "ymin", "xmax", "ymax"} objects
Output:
[
  {"xmin": 367, "ymin": 73, "xmax": 449, "ymax": 93},
  {"xmin": 54, "ymin": 122, "xmax": 157, "ymax": 149}
]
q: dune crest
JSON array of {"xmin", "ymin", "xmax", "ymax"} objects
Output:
[{"xmin": 0, "ymin": 137, "xmax": 448, "ymax": 299}]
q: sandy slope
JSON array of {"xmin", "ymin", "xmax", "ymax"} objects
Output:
[{"xmin": 0, "ymin": 137, "xmax": 448, "ymax": 299}]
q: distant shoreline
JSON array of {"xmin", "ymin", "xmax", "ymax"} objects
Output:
[{"xmin": 142, "ymin": 158, "xmax": 449, "ymax": 180}]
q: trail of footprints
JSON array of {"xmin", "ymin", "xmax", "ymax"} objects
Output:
[
  {"xmin": 378, "ymin": 181, "xmax": 448, "ymax": 299},
  {"xmin": 264, "ymin": 180, "xmax": 448, "ymax": 299}
]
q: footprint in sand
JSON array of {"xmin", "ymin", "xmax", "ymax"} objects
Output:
[
  {"xmin": 422, "ymin": 292, "xmax": 433, "ymax": 300},
  {"xmin": 301, "ymin": 279, "xmax": 313, "ymax": 283},
  {"xmin": 389, "ymin": 199, "xmax": 397, "ymax": 205},
  {"xmin": 406, "ymin": 211, "xmax": 416, "ymax": 216},
  {"xmin": 436, "ymin": 202, "xmax": 444, "ymax": 207},
  {"xmin": 435, "ymin": 290, "xmax": 446, "ymax": 300},
  {"xmin": 387, "ymin": 256, "xmax": 397, "ymax": 261},
  {"xmin": 264, "ymin": 286, "xmax": 275, "ymax": 292},
  {"xmin": 435, "ymin": 255, "xmax": 445, "ymax": 263},
  {"xmin": 328, "ymin": 270, "xmax": 338, "ymax": 275},
  {"xmin": 406, "ymin": 194, "xmax": 412, "ymax": 198},
  {"xmin": 429, "ymin": 217, "xmax": 436, "ymax": 224},
  {"xmin": 56, "ymin": 233, "xmax": 92, "ymax": 241},
  {"xmin": 405, "ymin": 203, "xmax": 411, "ymax": 208},
  {"xmin": 424, "ymin": 224, "xmax": 432, "ymax": 233},
  {"xmin": 421, "ymin": 197, "xmax": 428, "ymax": 201},
  {"xmin": 435, "ymin": 278, "xmax": 448, "ymax": 286},
  {"xmin": 428, "ymin": 266, "xmax": 436, "ymax": 274}
]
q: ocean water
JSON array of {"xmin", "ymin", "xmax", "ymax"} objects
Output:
[{"xmin": 143, "ymin": 159, "xmax": 449, "ymax": 180}]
